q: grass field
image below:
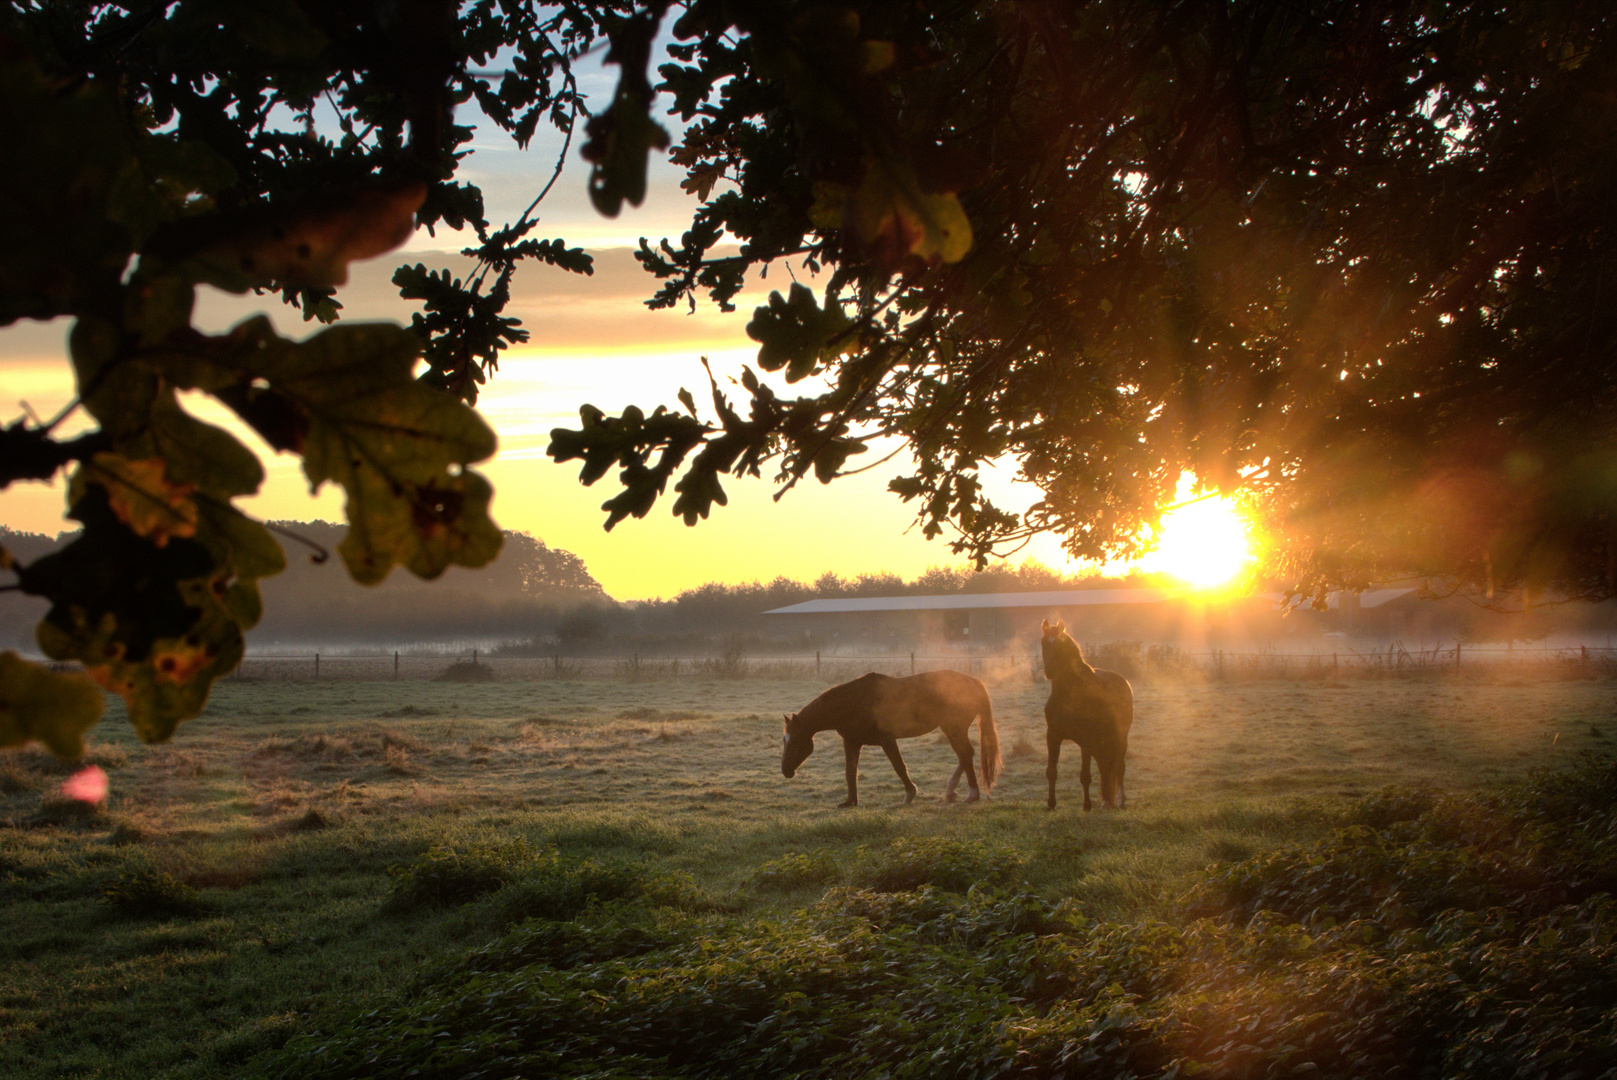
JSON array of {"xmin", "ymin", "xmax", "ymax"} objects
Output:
[{"xmin": 2, "ymin": 670, "xmax": 1614, "ymax": 1078}]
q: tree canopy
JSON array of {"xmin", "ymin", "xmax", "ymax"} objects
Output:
[
  {"xmin": 4, "ymin": 0, "xmax": 1617, "ymax": 753},
  {"xmin": 567, "ymin": 0, "xmax": 1617, "ymax": 615}
]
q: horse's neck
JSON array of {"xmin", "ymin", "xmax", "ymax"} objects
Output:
[
  {"xmin": 1051, "ymin": 662, "xmax": 1098, "ymax": 690},
  {"xmin": 794, "ymin": 706, "xmax": 843, "ymax": 736}
]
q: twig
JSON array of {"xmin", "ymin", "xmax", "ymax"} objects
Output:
[{"xmin": 264, "ymin": 521, "xmax": 330, "ymax": 564}]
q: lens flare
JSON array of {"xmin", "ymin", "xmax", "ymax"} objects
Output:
[{"xmin": 61, "ymin": 765, "xmax": 108, "ymax": 804}]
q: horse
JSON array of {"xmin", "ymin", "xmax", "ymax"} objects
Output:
[
  {"xmin": 781, "ymin": 669, "xmax": 1002, "ymax": 808},
  {"xmin": 1040, "ymin": 618, "xmax": 1133, "ymax": 811}
]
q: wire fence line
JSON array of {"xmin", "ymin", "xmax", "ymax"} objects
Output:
[{"xmin": 225, "ymin": 641, "xmax": 1617, "ymax": 683}]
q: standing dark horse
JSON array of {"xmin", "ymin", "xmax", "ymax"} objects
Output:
[
  {"xmin": 782, "ymin": 670, "xmax": 1002, "ymax": 807},
  {"xmin": 1041, "ymin": 619, "xmax": 1133, "ymax": 811}
]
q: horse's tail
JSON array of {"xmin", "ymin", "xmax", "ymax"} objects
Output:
[{"xmin": 977, "ymin": 691, "xmax": 1002, "ymax": 793}]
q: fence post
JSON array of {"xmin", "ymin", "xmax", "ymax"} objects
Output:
[
  {"xmin": 1217, "ymin": 649, "xmax": 1224, "ymax": 680},
  {"xmin": 1456, "ymin": 642, "xmax": 1461, "ymax": 669},
  {"xmin": 910, "ymin": 651, "xmax": 915, "ymax": 676},
  {"xmin": 394, "ymin": 651, "xmax": 399, "ymax": 680},
  {"xmin": 553, "ymin": 653, "xmax": 560, "ymax": 678},
  {"xmin": 314, "ymin": 652, "xmax": 319, "ymax": 680},
  {"xmin": 816, "ymin": 650, "xmax": 821, "ymax": 677},
  {"xmin": 1582, "ymin": 645, "xmax": 1588, "ymax": 668},
  {"xmin": 473, "ymin": 648, "xmax": 478, "ymax": 666}
]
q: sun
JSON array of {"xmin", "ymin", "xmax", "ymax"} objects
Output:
[{"xmin": 1137, "ymin": 476, "xmax": 1255, "ymax": 589}]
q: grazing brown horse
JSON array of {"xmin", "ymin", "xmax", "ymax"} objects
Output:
[
  {"xmin": 782, "ymin": 670, "xmax": 1002, "ymax": 807},
  {"xmin": 1041, "ymin": 619, "xmax": 1133, "ymax": 811}
]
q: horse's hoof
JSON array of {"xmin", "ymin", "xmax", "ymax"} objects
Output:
[
  {"xmin": 904, "ymin": 790, "xmax": 917, "ymax": 805},
  {"xmin": 1045, "ymin": 802, "xmax": 1056, "ymax": 812},
  {"xmin": 963, "ymin": 792, "xmax": 981, "ymax": 803},
  {"xmin": 837, "ymin": 799, "xmax": 857, "ymax": 809}
]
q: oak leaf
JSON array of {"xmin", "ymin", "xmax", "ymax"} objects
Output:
[{"xmin": 75, "ymin": 453, "xmax": 199, "ymax": 547}]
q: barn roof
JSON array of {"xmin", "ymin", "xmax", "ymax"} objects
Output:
[
  {"xmin": 763, "ymin": 586, "xmax": 1418, "ymax": 616},
  {"xmin": 764, "ymin": 588, "xmax": 1176, "ymax": 615}
]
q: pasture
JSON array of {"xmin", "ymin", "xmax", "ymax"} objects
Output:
[{"xmin": 2, "ymin": 670, "xmax": 1614, "ymax": 1079}]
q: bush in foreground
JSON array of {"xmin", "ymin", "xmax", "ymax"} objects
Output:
[{"xmin": 248, "ymin": 757, "xmax": 1617, "ymax": 1080}]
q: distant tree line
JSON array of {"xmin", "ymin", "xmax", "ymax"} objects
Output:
[
  {"xmin": 503, "ymin": 561, "xmax": 1142, "ymax": 654},
  {"xmin": 646, "ymin": 560, "xmax": 1130, "ymax": 627}
]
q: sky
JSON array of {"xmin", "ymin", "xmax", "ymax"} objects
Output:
[{"xmin": 0, "ymin": 46, "xmax": 1087, "ymax": 601}]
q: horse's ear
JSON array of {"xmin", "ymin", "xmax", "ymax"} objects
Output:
[
  {"xmin": 1040, "ymin": 618, "xmax": 1050, "ymax": 631},
  {"xmin": 783, "ymin": 713, "xmax": 792, "ymax": 730},
  {"xmin": 1055, "ymin": 619, "xmax": 1066, "ymax": 632}
]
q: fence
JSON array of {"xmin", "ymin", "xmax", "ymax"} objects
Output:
[{"xmin": 226, "ymin": 641, "xmax": 1617, "ymax": 683}]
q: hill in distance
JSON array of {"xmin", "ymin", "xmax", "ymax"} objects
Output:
[{"xmin": 0, "ymin": 521, "xmax": 608, "ymax": 650}]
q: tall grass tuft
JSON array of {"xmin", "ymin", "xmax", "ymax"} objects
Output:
[
  {"xmin": 99, "ymin": 865, "xmax": 207, "ymax": 919},
  {"xmin": 384, "ymin": 840, "xmax": 538, "ymax": 911}
]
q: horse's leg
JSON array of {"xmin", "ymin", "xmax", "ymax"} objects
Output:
[
  {"xmin": 879, "ymin": 739, "xmax": 919, "ymax": 805},
  {"xmin": 1045, "ymin": 731, "xmax": 1063, "ymax": 811},
  {"xmin": 839, "ymin": 737, "xmax": 861, "ymax": 808},
  {"xmin": 942, "ymin": 727, "xmax": 980, "ymax": 803},
  {"xmin": 1080, "ymin": 747, "xmax": 1093, "ymax": 812},
  {"xmin": 1099, "ymin": 749, "xmax": 1124, "ymax": 808}
]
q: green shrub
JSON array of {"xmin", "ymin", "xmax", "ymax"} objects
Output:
[
  {"xmin": 384, "ymin": 840, "xmax": 538, "ymax": 912},
  {"xmin": 852, "ymin": 835, "xmax": 1025, "ymax": 894},
  {"xmin": 435, "ymin": 659, "xmax": 495, "ymax": 682},
  {"xmin": 750, "ymin": 850, "xmax": 841, "ymax": 892},
  {"xmin": 484, "ymin": 854, "xmax": 696, "ymax": 924}
]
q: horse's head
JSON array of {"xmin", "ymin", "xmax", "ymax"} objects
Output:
[
  {"xmin": 1040, "ymin": 618, "xmax": 1092, "ymax": 679},
  {"xmin": 781, "ymin": 713, "xmax": 814, "ymax": 777}
]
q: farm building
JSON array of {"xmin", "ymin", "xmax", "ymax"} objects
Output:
[
  {"xmin": 766, "ymin": 582, "xmax": 1617, "ymax": 649},
  {"xmin": 760, "ymin": 584, "xmax": 1617, "ymax": 650},
  {"xmin": 763, "ymin": 586, "xmax": 1426, "ymax": 649}
]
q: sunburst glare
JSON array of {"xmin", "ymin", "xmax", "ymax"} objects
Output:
[{"xmin": 1137, "ymin": 474, "xmax": 1255, "ymax": 588}]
